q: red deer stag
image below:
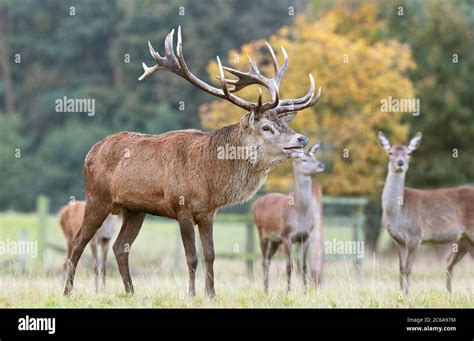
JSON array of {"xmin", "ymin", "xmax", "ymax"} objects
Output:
[
  {"xmin": 253, "ymin": 141, "xmax": 324, "ymax": 293},
  {"xmin": 63, "ymin": 26, "xmax": 321, "ymax": 297},
  {"xmin": 378, "ymin": 132, "xmax": 473, "ymax": 295},
  {"xmin": 59, "ymin": 201, "xmax": 117, "ymax": 291}
]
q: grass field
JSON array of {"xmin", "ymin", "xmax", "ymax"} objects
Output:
[{"xmin": 0, "ymin": 212, "xmax": 473, "ymax": 308}]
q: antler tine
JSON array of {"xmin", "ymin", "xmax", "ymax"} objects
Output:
[
  {"xmin": 265, "ymin": 42, "xmax": 279, "ymax": 74},
  {"xmin": 280, "ymin": 74, "xmax": 315, "ymax": 106},
  {"xmin": 247, "ymin": 55, "xmax": 261, "ymax": 75},
  {"xmin": 148, "ymin": 40, "xmax": 160, "ymax": 59},
  {"xmin": 277, "ymin": 75, "xmax": 321, "ymax": 114},
  {"xmin": 275, "ymin": 47, "xmax": 289, "ymax": 87},
  {"xmin": 218, "ymin": 49, "xmax": 282, "ymax": 110},
  {"xmin": 164, "ymin": 29, "xmax": 175, "ymax": 57},
  {"xmin": 265, "ymin": 79, "xmax": 280, "ymax": 110},
  {"xmin": 138, "ymin": 41, "xmax": 163, "ymax": 81},
  {"xmin": 139, "ymin": 61, "xmax": 160, "ymax": 81},
  {"xmin": 298, "ymin": 86, "xmax": 321, "ymax": 110},
  {"xmin": 264, "ymin": 43, "xmax": 288, "ymax": 87},
  {"xmin": 217, "ymin": 56, "xmax": 253, "ymax": 110},
  {"xmin": 257, "ymin": 87, "xmax": 263, "ymax": 108}
]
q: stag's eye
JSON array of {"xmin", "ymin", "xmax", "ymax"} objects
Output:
[
  {"xmin": 261, "ymin": 125, "xmax": 271, "ymax": 132},
  {"xmin": 389, "ymin": 152, "xmax": 393, "ymax": 156}
]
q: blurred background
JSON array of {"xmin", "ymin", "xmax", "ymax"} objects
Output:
[{"xmin": 0, "ymin": 0, "xmax": 472, "ymax": 284}]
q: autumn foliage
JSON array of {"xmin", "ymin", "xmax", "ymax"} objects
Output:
[{"xmin": 200, "ymin": 5, "xmax": 416, "ymax": 199}]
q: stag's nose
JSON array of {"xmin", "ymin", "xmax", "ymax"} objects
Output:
[
  {"xmin": 397, "ymin": 160, "xmax": 404, "ymax": 167},
  {"xmin": 297, "ymin": 135, "xmax": 309, "ymax": 147}
]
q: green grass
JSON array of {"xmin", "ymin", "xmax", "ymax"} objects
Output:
[{"xmin": 0, "ymin": 211, "xmax": 472, "ymax": 308}]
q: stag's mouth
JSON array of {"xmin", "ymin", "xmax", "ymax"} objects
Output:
[{"xmin": 283, "ymin": 146, "xmax": 304, "ymax": 154}]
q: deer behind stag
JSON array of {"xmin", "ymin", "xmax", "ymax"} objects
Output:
[
  {"xmin": 63, "ymin": 26, "xmax": 322, "ymax": 298},
  {"xmin": 378, "ymin": 132, "xmax": 474, "ymax": 295},
  {"xmin": 253, "ymin": 141, "xmax": 324, "ymax": 293},
  {"xmin": 59, "ymin": 201, "xmax": 117, "ymax": 291}
]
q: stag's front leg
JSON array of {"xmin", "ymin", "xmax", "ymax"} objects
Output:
[
  {"xmin": 178, "ymin": 212, "xmax": 198, "ymax": 297},
  {"xmin": 197, "ymin": 214, "xmax": 215, "ymax": 298},
  {"xmin": 63, "ymin": 200, "xmax": 110, "ymax": 296}
]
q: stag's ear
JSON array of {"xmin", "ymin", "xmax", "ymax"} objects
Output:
[
  {"xmin": 309, "ymin": 140, "xmax": 321, "ymax": 156},
  {"xmin": 407, "ymin": 132, "xmax": 422, "ymax": 152},
  {"xmin": 378, "ymin": 131, "xmax": 391, "ymax": 152},
  {"xmin": 240, "ymin": 110, "xmax": 256, "ymax": 130},
  {"xmin": 279, "ymin": 111, "xmax": 296, "ymax": 125}
]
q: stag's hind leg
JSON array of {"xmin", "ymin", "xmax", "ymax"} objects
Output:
[
  {"xmin": 113, "ymin": 209, "xmax": 145, "ymax": 294},
  {"xmin": 446, "ymin": 241, "xmax": 468, "ymax": 293},
  {"xmin": 63, "ymin": 201, "xmax": 110, "ymax": 296}
]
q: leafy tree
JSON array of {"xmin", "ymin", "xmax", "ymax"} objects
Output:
[
  {"xmin": 201, "ymin": 6, "xmax": 415, "ymax": 198},
  {"xmin": 33, "ymin": 119, "xmax": 107, "ymax": 211},
  {"xmin": 0, "ymin": 0, "xmax": 298, "ymax": 210},
  {"xmin": 383, "ymin": 0, "xmax": 474, "ymax": 188},
  {"xmin": 0, "ymin": 114, "xmax": 36, "ymax": 210}
]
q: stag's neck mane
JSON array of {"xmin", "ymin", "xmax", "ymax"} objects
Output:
[{"xmin": 206, "ymin": 123, "xmax": 273, "ymax": 208}]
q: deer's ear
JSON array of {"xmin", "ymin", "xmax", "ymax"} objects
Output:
[
  {"xmin": 240, "ymin": 110, "xmax": 255, "ymax": 130},
  {"xmin": 378, "ymin": 131, "xmax": 391, "ymax": 152},
  {"xmin": 408, "ymin": 132, "xmax": 422, "ymax": 152},
  {"xmin": 279, "ymin": 111, "xmax": 296, "ymax": 125},
  {"xmin": 309, "ymin": 140, "xmax": 321, "ymax": 156}
]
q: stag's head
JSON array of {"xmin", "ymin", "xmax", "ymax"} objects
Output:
[
  {"xmin": 290, "ymin": 141, "xmax": 325, "ymax": 176},
  {"xmin": 139, "ymin": 26, "xmax": 321, "ymax": 166},
  {"xmin": 378, "ymin": 132, "xmax": 422, "ymax": 174}
]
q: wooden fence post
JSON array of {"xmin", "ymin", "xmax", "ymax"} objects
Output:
[
  {"xmin": 353, "ymin": 204, "xmax": 365, "ymax": 279},
  {"xmin": 245, "ymin": 220, "xmax": 255, "ymax": 279},
  {"xmin": 18, "ymin": 229, "xmax": 28, "ymax": 274},
  {"xmin": 37, "ymin": 195, "xmax": 49, "ymax": 268}
]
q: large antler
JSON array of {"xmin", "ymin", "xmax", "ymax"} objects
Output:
[
  {"xmin": 139, "ymin": 27, "xmax": 321, "ymax": 115},
  {"xmin": 139, "ymin": 26, "xmax": 255, "ymax": 111},
  {"xmin": 218, "ymin": 42, "xmax": 320, "ymax": 114}
]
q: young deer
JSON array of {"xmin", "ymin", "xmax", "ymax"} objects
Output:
[
  {"xmin": 253, "ymin": 141, "xmax": 324, "ymax": 293},
  {"xmin": 378, "ymin": 132, "xmax": 473, "ymax": 294},
  {"xmin": 59, "ymin": 201, "xmax": 117, "ymax": 291},
  {"xmin": 63, "ymin": 26, "xmax": 322, "ymax": 298}
]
